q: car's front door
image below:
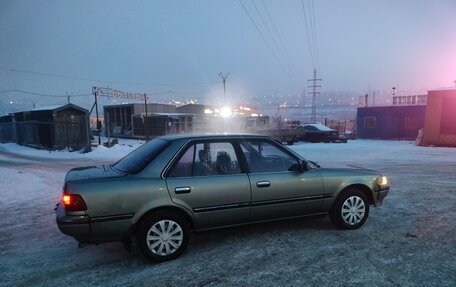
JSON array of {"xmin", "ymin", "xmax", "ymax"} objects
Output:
[
  {"xmin": 165, "ymin": 141, "xmax": 251, "ymax": 229},
  {"xmin": 240, "ymin": 140, "xmax": 324, "ymax": 222}
]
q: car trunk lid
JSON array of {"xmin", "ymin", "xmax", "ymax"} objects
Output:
[{"xmin": 65, "ymin": 165, "xmax": 126, "ymax": 183}]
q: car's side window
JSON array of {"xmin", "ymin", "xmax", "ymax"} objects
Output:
[
  {"xmin": 305, "ymin": 126, "xmax": 316, "ymax": 131},
  {"xmin": 168, "ymin": 141, "xmax": 241, "ymax": 177},
  {"xmin": 240, "ymin": 140, "xmax": 299, "ymax": 173},
  {"xmin": 167, "ymin": 144, "xmax": 195, "ymax": 177}
]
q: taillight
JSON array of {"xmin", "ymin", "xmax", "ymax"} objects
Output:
[{"xmin": 62, "ymin": 194, "xmax": 87, "ymax": 211}]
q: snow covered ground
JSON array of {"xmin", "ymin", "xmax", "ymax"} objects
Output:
[{"xmin": 0, "ymin": 139, "xmax": 455, "ymax": 286}]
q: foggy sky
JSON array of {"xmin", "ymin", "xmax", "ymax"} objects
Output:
[{"xmin": 1, "ymin": 0, "xmax": 455, "ymax": 111}]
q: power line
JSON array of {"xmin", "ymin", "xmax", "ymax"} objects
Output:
[
  {"xmin": 0, "ymin": 89, "xmax": 90, "ymax": 98},
  {"xmin": 259, "ymin": 0, "xmax": 305, "ymax": 79},
  {"xmin": 0, "ymin": 65, "xmax": 218, "ymax": 87},
  {"xmin": 309, "ymin": 0, "xmax": 319, "ymax": 68},
  {"xmin": 251, "ymin": 0, "xmax": 302, "ymax": 81},
  {"xmin": 238, "ymin": 0, "xmax": 296, "ymax": 81},
  {"xmin": 0, "ymin": 88, "xmax": 205, "ymax": 100},
  {"xmin": 300, "ymin": 0, "xmax": 316, "ymax": 69}
]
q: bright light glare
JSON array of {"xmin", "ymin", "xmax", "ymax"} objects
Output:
[{"xmin": 220, "ymin": 106, "xmax": 232, "ymax": 118}]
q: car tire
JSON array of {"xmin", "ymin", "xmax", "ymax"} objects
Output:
[
  {"xmin": 137, "ymin": 210, "xmax": 190, "ymax": 262},
  {"xmin": 329, "ymin": 189, "xmax": 370, "ymax": 230}
]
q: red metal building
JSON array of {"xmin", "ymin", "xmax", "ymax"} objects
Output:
[{"xmin": 422, "ymin": 87, "xmax": 456, "ymax": 147}]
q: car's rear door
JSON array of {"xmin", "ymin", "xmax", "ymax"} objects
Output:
[
  {"xmin": 240, "ymin": 139, "xmax": 324, "ymax": 221},
  {"xmin": 165, "ymin": 140, "xmax": 251, "ymax": 229}
]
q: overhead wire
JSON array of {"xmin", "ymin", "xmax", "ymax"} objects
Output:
[
  {"xmin": 251, "ymin": 0, "xmax": 302, "ymax": 81},
  {"xmin": 0, "ymin": 89, "xmax": 90, "ymax": 98},
  {"xmin": 238, "ymin": 0, "xmax": 296, "ymax": 81},
  {"xmin": 300, "ymin": 0, "xmax": 316, "ymax": 69},
  {"xmin": 309, "ymin": 0, "xmax": 319, "ymax": 69},
  {"xmin": 0, "ymin": 65, "xmax": 218, "ymax": 87},
  {"xmin": 259, "ymin": 0, "xmax": 305, "ymax": 80},
  {"xmin": 0, "ymin": 88, "xmax": 204, "ymax": 101}
]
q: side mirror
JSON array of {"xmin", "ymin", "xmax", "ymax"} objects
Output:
[
  {"xmin": 300, "ymin": 160, "xmax": 309, "ymax": 171},
  {"xmin": 288, "ymin": 160, "xmax": 307, "ymax": 172}
]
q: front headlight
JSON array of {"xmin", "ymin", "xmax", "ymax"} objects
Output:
[{"xmin": 377, "ymin": 175, "xmax": 389, "ymax": 186}]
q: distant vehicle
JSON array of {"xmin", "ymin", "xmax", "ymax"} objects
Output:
[
  {"xmin": 296, "ymin": 124, "xmax": 347, "ymax": 143},
  {"xmin": 257, "ymin": 128, "xmax": 298, "ymax": 145},
  {"xmin": 55, "ymin": 134, "xmax": 389, "ymax": 262}
]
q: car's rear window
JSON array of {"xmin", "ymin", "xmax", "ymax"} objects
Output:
[{"xmin": 112, "ymin": 138, "xmax": 170, "ymax": 174}]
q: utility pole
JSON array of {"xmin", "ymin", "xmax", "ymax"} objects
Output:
[
  {"xmin": 392, "ymin": 87, "xmax": 397, "ymax": 104},
  {"xmin": 144, "ymin": 93, "xmax": 149, "ymax": 141},
  {"xmin": 218, "ymin": 72, "xmax": 230, "ymax": 105},
  {"xmin": 92, "ymin": 86, "xmax": 101, "ymax": 145},
  {"xmin": 307, "ymin": 68, "xmax": 321, "ymax": 124}
]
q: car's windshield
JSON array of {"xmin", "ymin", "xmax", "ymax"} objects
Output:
[{"xmin": 112, "ymin": 138, "xmax": 170, "ymax": 174}]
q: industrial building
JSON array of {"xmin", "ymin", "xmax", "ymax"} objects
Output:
[
  {"xmin": 357, "ymin": 95, "xmax": 427, "ymax": 140},
  {"xmin": 103, "ymin": 103, "xmax": 176, "ymax": 138},
  {"xmin": 422, "ymin": 87, "xmax": 456, "ymax": 147}
]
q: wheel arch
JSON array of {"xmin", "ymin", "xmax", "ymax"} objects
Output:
[
  {"xmin": 337, "ymin": 184, "xmax": 375, "ymax": 206},
  {"xmin": 129, "ymin": 206, "xmax": 195, "ymax": 237}
]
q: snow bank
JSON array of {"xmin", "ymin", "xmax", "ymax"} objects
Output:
[{"xmin": 0, "ymin": 137, "xmax": 144, "ymax": 162}]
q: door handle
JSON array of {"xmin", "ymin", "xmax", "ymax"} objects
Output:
[
  {"xmin": 175, "ymin": 186, "xmax": 191, "ymax": 194},
  {"xmin": 256, "ymin": 181, "xmax": 270, "ymax": 188}
]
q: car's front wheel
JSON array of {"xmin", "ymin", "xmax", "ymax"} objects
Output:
[
  {"xmin": 137, "ymin": 210, "xmax": 190, "ymax": 262},
  {"xmin": 329, "ymin": 189, "xmax": 370, "ymax": 229}
]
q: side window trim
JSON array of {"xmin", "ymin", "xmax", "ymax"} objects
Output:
[
  {"xmin": 191, "ymin": 144, "xmax": 196, "ymax": 176},
  {"xmin": 232, "ymin": 140, "xmax": 250, "ymax": 174}
]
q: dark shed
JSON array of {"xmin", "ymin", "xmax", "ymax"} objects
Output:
[
  {"xmin": 0, "ymin": 115, "xmax": 15, "ymax": 142},
  {"xmin": 10, "ymin": 104, "xmax": 90, "ymax": 150}
]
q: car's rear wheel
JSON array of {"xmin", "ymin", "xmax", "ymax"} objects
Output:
[
  {"xmin": 329, "ymin": 189, "xmax": 369, "ymax": 229},
  {"xmin": 137, "ymin": 211, "xmax": 190, "ymax": 262}
]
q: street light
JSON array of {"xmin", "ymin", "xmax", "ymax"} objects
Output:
[{"xmin": 218, "ymin": 72, "xmax": 230, "ymax": 105}]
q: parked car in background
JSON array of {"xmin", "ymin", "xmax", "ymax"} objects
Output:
[
  {"xmin": 55, "ymin": 134, "xmax": 389, "ymax": 262},
  {"xmin": 257, "ymin": 128, "xmax": 298, "ymax": 145},
  {"xmin": 296, "ymin": 124, "xmax": 347, "ymax": 143}
]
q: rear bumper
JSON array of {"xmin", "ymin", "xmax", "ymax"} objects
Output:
[
  {"xmin": 55, "ymin": 203, "xmax": 133, "ymax": 242},
  {"xmin": 55, "ymin": 202, "xmax": 91, "ymax": 238}
]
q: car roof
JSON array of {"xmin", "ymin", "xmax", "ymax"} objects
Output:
[
  {"xmin": 299, "ymin": 124, "xmax": 334, "ymax": 131},
  {"xmin": 158, "ymin": 133, "xmax": 272, "ymax": 142}
]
